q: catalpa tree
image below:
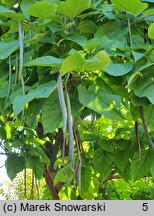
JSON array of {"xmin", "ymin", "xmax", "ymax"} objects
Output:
[{"xmin": 0, "ymin": 0, "xmax": 154, "ymax": 200}]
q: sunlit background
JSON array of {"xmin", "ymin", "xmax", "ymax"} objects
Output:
[{"xmin": 0, "ymin": 155, "xmax": 10, "ymax": 199}]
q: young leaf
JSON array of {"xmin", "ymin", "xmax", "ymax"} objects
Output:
[
  {"xmin": 26, "ymin": 1, "xmax": 57, "ymax": 18},
  {"xmin": 58, "ymin": 0, "xmax": 91, "ymax": 18},
  {"xmin": 60, "ymin": 52, "xmax": 85, "ymax": 75},
  {"xmin": 82, "ymin": 51, "xmax": 111, "ymax": 71},
  {"xmin": 112, "ymin": 0, "xmax": 148, "ymax": 15}
]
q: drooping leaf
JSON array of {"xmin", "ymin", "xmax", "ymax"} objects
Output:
[
  {"xmin": 25, "ymin": 100, "xmax": 43, "ymax": 129},
  {"xmin": 5, "ymin": 153, "xmax": 25, "ymax": 180},
  {"xmin": 58, "ymin": 0, "xmax": 91, "ymax": 18},
  {"xmin": 148, "ymin": 22, "xmax": 154, "ymax": 39},
  {"xmin": 24, "ymin": 56, "xmax": 63, "ymax": 68},
  {"xmin": 0, "ymin": 41, "xmax": 19, "ymax": 59},
  {"xmin": 80, "ymin": 166, "xmax": 92, "ymax": 195},
  {"xmin": 105, "ymin": 62, "xmax": 133, "ymax": 76},
  {"xmin": 131, "ymin": 151, "xmax": 154, "ymax": 181},
  {"xmin": 26, "ymin": 1, "xmax": 57, "ymax": 18},
  {"xmin": 78, "ymin": 84, "xmax": 124, "ymax": 120},
  {"xmin": 13, "ymin": 81, "xmax": 56, "ymax": 117},
  {"xmin": 93, "ymin": 149, "xmax": 113, "ymax": 180},
  {"xmin": 114, "ymin": 150, "xmax": 130, "ymax": 172},
  {"xmin": 112, "ymin": 0, "xmax": 148, "ymax": 15},
  {"xmin": 42, "ymin": 91, "xmax": 62, "ymax": 133},
  {"xmin": 133, "ymin": 79, "xmax": 154, "ymax": 104}
]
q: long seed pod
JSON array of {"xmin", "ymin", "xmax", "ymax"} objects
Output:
[
  {"xmin": 57, "ymin": 73, "xmax": 73, "ymax": 188},
  {"xmin": 5, "ymin": 56, "xmax": 12, "ymax": 105},
  {"xmin": 18, "ymin": 20, "xmax": 24, "ymax": 83},
  {"xmin": 18, "ymin": 21, "xmax": 25, "ymax": 122},
  {"xmin": 12, "ymin": 54, "xmax": 18, "ymax": 92},
  {"xmin": 135, "ymin": 121, "xmax": 141, "ymax": 158},
  {"xmin": 57, "ymin": 73, "xmax": 67, "ymax": 135},
  {"xmin": 65, "ymin": 83, "xmax": 74, "ymax": 171},
  {"xmin": 139, "ymin": 106, "xmax": 154, "ymax": 151}
]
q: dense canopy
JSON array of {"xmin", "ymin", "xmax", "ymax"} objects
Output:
[{"xmin": 0, "ymin": 0, "xmax": 154, "ymax": 200}]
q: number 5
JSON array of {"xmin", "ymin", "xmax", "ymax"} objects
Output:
[{"xmin": 142, "ymin": 203, "xmax": 148, "ymax": 211}]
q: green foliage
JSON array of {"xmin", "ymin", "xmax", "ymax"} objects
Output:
[
  {"xmin": 0, "ymin": 0, "xmax": 154, "ymax": 200},
  {"xmin": 13, "ymin": 81, "xmax": 56, "ymax": 116},
  {"xmin": 112, "ymin": 0, "xmax": 148, "ymax": 15},
  {"xmin": 26, "ymin": 2, "xmax": 57, "ymax": 19},
  {"xmin": 99, "ymin": 178, "xmax": 154, "ymax": 200},
  {"xmin": 5, "ymin": 153, "xmax": 25, "ymax": 180},
  {"xmin": 57, "ymin": 0, "xmax": 91, "ymax": 18},
  {"xmin": 0, "ymin": 41, "xmax": 19, "ymax": 59}
]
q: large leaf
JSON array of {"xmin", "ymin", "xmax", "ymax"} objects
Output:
[
  {"xmin": 5, "ymin": 153, "xmax": 25, "ymax": 180},
  {"xmin": 25, "ymin": 100, "xmax": 43, "ymax": 129},
  {"xmin": 81, "ymin": 166, "xmax": 92, "ymax": 195},
  {"xmin": 112, "ymin": 0, "xmax": 148, "ymax": 15},
  {"xmin": 0, "ymin": 41, "xmax": 19, "ymax": 59},
  {"xmin": 13, "ymin": 81, "xmax": 56, "ymax": 117},
  {"xmin": 26, "ymin": 1, "xmax": 57, "ymax": 18},
  {"xmin": 60, "ymin": 51, "xmax": 111, "ymax": 75},
  {"xmin": 78, "ymin": 84, "xmax": 124, "ymax": 120},
  {"xmin": 58, "ymin": 0, "xmax": 91, "ymax": 18},
  {"xmin": 114, "ymin": 150, "xmax": 130, "ymax": 172},
  {"xmin": 82, "ymin": 51, "xmax": 111, "ymax": 71},
  {"xmin": 42, "ymin": 91, "xmax": 62, "ymax": 133},
  {"xmin": 105, "ymin": 62, "xmax": 133, "ymax": 76},
  {"xmin": 134, "ymin": 79, "xmax": 154, "ymax": 104},
  {"xmin": 95, "ymin": 22, "xmax": 121, "ymax": 38},
  {"xmin": 0, "ymin": 5, "xmax": 24, "ymax": 20},
  {"xmin": 24, "ymin": 56, "xmax": 63, "ymax": 68},
  {"xmin": 131, "ymin": 151, "xmax": 154, "ymax": 181},
  {"xmin": 60, "ymin": 52, "xmax": 85, "ymax": 75},
  {"xmin": 93, "ymin": 149, "xmax": 113, "ymax": 180},
  {"xmin": 148, "ymin": 22, "xmax": 154, "ymax": 39}
]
